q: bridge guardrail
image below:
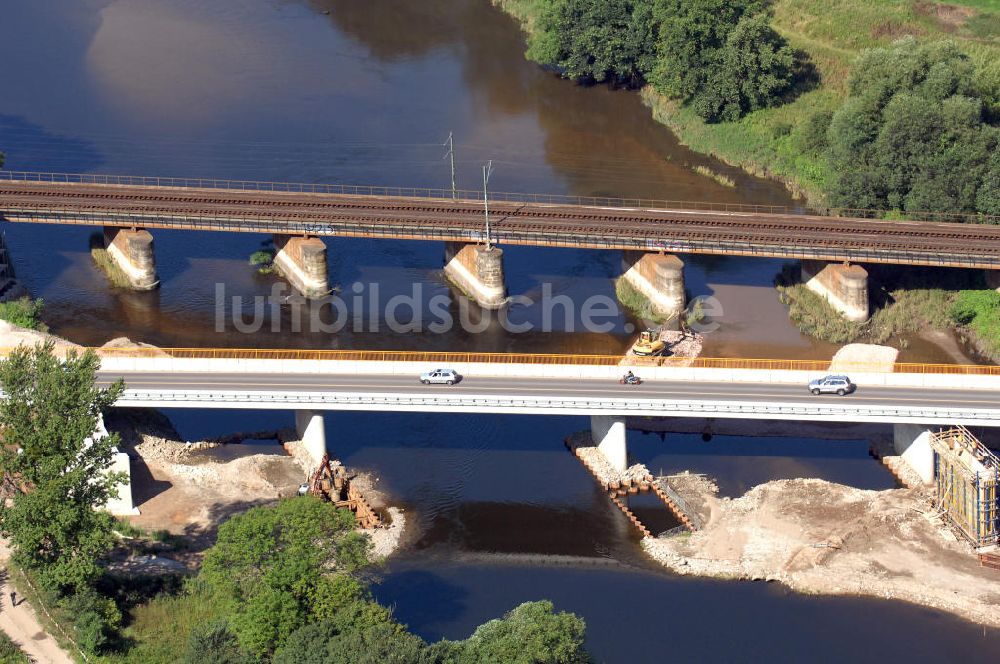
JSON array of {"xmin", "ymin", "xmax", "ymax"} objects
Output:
[
  {"xmin": 3, "ymin": 170, "xmax": 998, "ymax": 225},
  {"xmin": 1, "ymin": 346, "xmax": 997, "ymax": 375}
]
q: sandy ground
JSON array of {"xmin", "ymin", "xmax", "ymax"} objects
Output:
[
  {"xmin": 0, "ymin": 320, "xmax": 81, "ymax": 355},
  {"xmin": 829, "ymin": 343, "xmax": 899, "ymax": 372},
  {"xmin": 106, "ymin": 409, "xmax": 313, "ymax": 550},
  {"xmin": 105, "ymin": 409, "xmax": 406, "ymax": 561},
  {"xmin": 623, "ymin": 330, "xmax": 704, "ymax": 367},
  {"xmin": 642, "ymin": 476, "xmax": 1000, "ymax": 628},
  {"xmin": 0, "ymin": 543, "xmax": 73, "ymax": 664}
]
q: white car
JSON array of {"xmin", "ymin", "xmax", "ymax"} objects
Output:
[
  {"xmin": 808, "ymin": 375, "xmax": 856, "ymax": 396},
  {"xmin": 420, "ymin": 368, "xmax": 460, "ymax": 385}
]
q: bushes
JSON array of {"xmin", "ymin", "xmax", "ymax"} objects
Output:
[
  {"xmin": 824, "ymin": 38, "xmax": 1000, "ymax": 215},
  {"xmin": 63, "ymin": 588, "xmax": 123, "ymax": 655},
  {"xmin": 0, "ymin": 297, "xmax": 44, "ymax": 330},
  {"xmin": 459, "ymin": 600, "xmax": 589, "ymax": 664},
  {"xmin": 950, "ymin": 290, "xmax": 1000, "ymax": 357}
]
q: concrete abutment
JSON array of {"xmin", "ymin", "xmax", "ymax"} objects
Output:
[
  {"xmin": 892, "ymin": 423, "xmax": 935, "ymax": 486},
  {"xmin": 621, "ymin": 251, "xmax": 686, "ymax": 320},
  {"xmin": 800, "ymin": 260, "xmax": 869, "ymax": 322},
  {"xmin": 591, "ymin": 415, "xmax": 627, "ymax": 473},
  {"xmin": 295, "ymin": 410, "xmax": 327, "ymax": 468},
  {"xmin": 273, "ymin": 234, "xmax": 330, "ymax": 299},
  {"xmin": 443, "ymin": 241, "xmax": 508, "ymax": 309},
  {"xmin": 103, "ymin": 227, "xmax": 158, "ymax": 290}
]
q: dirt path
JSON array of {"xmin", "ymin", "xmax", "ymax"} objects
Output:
[{"xmin": 0, "ymin": 545, "xmax": 73, "ymax": 664}]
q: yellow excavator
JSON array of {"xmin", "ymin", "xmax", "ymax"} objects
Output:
[{"xmin": 631, "ymin": 330, "xmax": 667, "ymax": 356}]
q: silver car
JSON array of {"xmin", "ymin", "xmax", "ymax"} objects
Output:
[
  {"xmin": 420, "ymin": 368, "xmax": 460, "ymax": 385},
  {"xmin": 808, "ymin": 375, "xmax": 855, "ymax": 396}
]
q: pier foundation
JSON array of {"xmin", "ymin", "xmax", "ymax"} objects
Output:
[
  {"xmin": 892, "ymin": 423, "xmax": 935, "ymax": 486},
  {"xmin": 94, "ymin": 414, "xmax": 139, "ymax": 516},
  {"xmin": 443, "ymin": 241, "xmax": 507, "ymax": 309},
  {"xmin": 800, "ymin": 260, "xmax": 869, "ymax": 322},
  {"xmin": 295, "ymin": 410, "xmax": 328, "ymax": 468},
  {"xmin": 103, "ymin": 227, "xmax": 158, "ymax": 290},
  {"xmin": 591, "ymin": 415, "xmax": 627, "ymax": 473},
  {"xmin": 273, "ymin": 234, "xmax": 329, "ymax": 299},
  {"xmin": 621, "ymin": 252, "xmax": 686, "ymax": 320}
]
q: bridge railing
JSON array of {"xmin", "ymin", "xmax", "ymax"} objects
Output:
[
  {"xmin": 3, "ymin": 170, "xmax": 998, "ymax": 225},
  {"xmin": 3, "ymin": 346, "xmax": 997, "ymax": 375}
]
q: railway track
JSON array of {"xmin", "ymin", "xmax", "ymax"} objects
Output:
[{"xmin": 3, "ymin": 179, "xmax": 1000, "ymax": 267}]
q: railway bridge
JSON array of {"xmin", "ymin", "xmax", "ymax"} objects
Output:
[{"xmin": 3, "ymin": 171, "xmax": 1000, "ymax": 319}]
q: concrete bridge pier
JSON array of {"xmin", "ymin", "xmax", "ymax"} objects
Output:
[
  {"xmin": 800, "ymin": 260, "xmax": 869, "ymax": 322},
  {"xmin": 273, "ymin": 234, "xmax": 329, "ymax": 299},
  {"xmin": 985, "ymin": 270, "xmax": 1000, "ymax": 292},
  {"xmin": 295, "ymin": 410, "xmax": 327, "ymax": 468},
  {"xmin": 621, "ymin": 251, "xmax": 686, "ymax": 320},
  {"xmin": 892, "ymin": 423, "xmax": 935, "ymax": 485},
  {"xmin": 103, "ymin": 227, "xmax": 158, "ymax": 290},
  {"xmin": 591, "ymin": 415, "xmax": 627, "ymax": 473},
  {"xmin": 443, "ymin": 241, "xmax": 508, "ymax": 309}
]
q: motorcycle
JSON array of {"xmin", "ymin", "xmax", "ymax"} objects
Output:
[{"xmin": 619, "ymin": 374, "xmax": 642, "ymax": 386}]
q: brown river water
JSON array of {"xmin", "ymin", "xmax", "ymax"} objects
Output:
[
  {"xmin": 3, "ymin": 1, "xmax": 999, "ymax": 660},
  {"xmin": 0, "ymin": 0, "xmax": 981, "ymax": 362}
]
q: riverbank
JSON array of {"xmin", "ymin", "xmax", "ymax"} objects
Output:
[
  {"xmin": 642, "ymin": 475, "xmax": 1000, "ymax": 629},
  {"xmin": 106, "ymin": 408, "xmax": 406, "ymax": 561},
  {"xmin": 493, "ymin": 0, "xmax": 1000, "ymax": 206}
]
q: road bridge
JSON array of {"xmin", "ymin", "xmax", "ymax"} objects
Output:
[
  {"xmin": 83, "ymin": 349, "xmax": 1000, "ymax": 481},
  {"xmin": 4, "ymin": 172, "xmax": 1000, "ymax": 318},
  {"xmin": 6, "ymin": 347, "xmax": 995, "ymax": 514}
]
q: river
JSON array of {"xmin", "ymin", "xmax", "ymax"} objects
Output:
[{"xmin": 3, "ymin": 0, "xmax": 999, "ymax": 659}]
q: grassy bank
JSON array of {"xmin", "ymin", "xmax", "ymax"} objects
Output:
[
  {"xmin": 614, "ymin": 276, "xmax": 671, "ymax": 324},
  {"xmin": 494, "ymin": 0, "xmax": 1000, "ymax": 205},
  {"xmin": 90, "ymin": 234, "xmax": 132, "ymax": 289},
  {"xmin": 774, "ymin": 263, "xmax": 1000, "ymax": 356}
]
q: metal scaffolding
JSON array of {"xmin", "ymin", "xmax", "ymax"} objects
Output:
[{"xmin": 931, "ymin": 427, "xmax": 1000, "ymax": 547}]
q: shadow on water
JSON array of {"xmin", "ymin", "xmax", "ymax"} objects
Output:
[
  {"xmin": 141, "ymin": 407, "xmax": 1000, "ymax": 659},
  {"xmin": 373, "ymin": 561, "xmax": 1000, "ymax": 662},
  {"xmin": 0, "ymin": 115, "xmax": 105, "ymax": 172}
]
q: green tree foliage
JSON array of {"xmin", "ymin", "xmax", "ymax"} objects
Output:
[
  {"xmin": 0, "ymin": 343, "xmax": 125, "ymax": 591},
  {"xmin": 825, "ymin": 38, "xmax": 1000, "ymax": 214},
  {"xmin": 522, "ymin": 0, "xmax": 796, "ymax": 121},
  {"xmin": 315, "ymin": 623, "xmax": 429, "ymax": 664},
  {"xmin": 527, "ymin": 0, "xmax": 656, "ymax": 86},
  {"xmin": 689, "ymin": 12, "xmax": 797, "ymax": 122},
  {"xmin": 182, "ymin": 621, "xmax": 250, "ymax": 664},
  {"xmin": 459, "ymin": 600, "xmax": 589, "ymax": 664},
  {"xmin": 200, "ymin": 497, "xmax": 372, "ymax": 657},
  {"xmin": 978, "ymin": 149, "xmax": 1000, "ymax": 215}
]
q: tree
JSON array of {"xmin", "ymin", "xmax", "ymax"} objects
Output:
[
  {"xmin": 200, "ymin": 497, "xmax": 372, "ymax": 657},
  {"xmin": 824, "ymin": 38, "xmax": 1000, "ymax": 215},
  {"xmin": 693, "ymin": 13, "xmax": 796, "ymax": 122},
  {"xmin": 0, "ymin": 342, "xmax": 125, "ymax": 591},
  {"xmin": 977, "ymin": 149, "xmax": 1000, "ymax": 215},
  {"xmin": 527, "ymin": 0, "xmax": 657, "ymax": 86},
  {"xmin": 458, "ymin": 601, "xmax": 589, "ymax": 664}
]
